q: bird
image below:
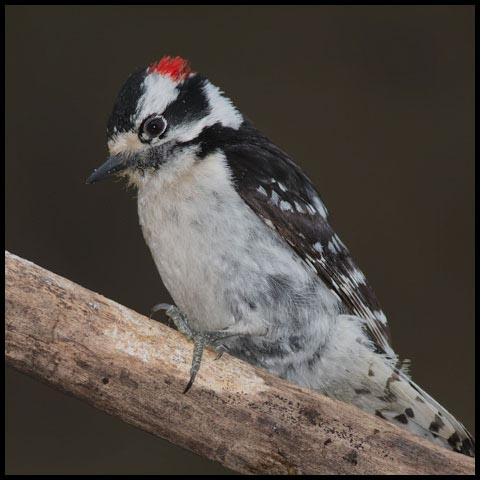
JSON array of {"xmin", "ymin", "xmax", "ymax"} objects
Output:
[{"xmin": 87, "ymin": 55, "xmax": 474, "ymax": 457}]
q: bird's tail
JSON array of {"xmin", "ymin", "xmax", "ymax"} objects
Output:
[{"xmin": 374, "ymin": 365, "xmax": 475, "ymax": 457}]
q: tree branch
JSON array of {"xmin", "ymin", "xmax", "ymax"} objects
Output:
[{"xmin": 5, "ymin": 251, "xmax": 474, "ymax": 475}]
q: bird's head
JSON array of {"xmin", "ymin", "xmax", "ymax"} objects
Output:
[{"xmin": 87, "ymin": 56, "xmax": 243, "ymax": 185}]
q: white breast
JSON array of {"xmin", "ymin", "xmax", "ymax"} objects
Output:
[{"xmin": 135, "ymin": 150, "xmax": 329, "ymax": 332}]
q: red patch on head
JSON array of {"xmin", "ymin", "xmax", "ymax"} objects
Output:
[{"xmin": 147, "ymin": 56, "xmax": 191, "ymax": 82}]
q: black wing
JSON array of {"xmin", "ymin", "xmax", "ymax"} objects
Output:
[{"xmin": 216, "ymin": 122, "xmax": 392, "ymax": 355}]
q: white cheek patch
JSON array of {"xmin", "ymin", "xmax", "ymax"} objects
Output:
[
  {"xmin": 202, "ymin": 81, "xmax": 243, "ymax": 129},
  {"xmin": 166, "ymin": 80, "xmax": 243, "ymax": 144}
]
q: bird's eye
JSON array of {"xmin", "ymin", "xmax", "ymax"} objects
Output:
[{"xmin": 140, "ymin": 115, "xmax": 167, "ymax": 141}]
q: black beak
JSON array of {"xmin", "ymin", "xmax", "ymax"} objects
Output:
[{"xmin": 86, "ymin": 155, "xmax": 129, "ymax": 184}]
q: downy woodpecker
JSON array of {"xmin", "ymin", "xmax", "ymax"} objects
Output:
[{"xmin": 87, "ymin": 56, "xmax": 474, "ymax": 457}]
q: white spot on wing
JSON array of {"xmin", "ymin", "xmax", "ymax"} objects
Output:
[
  {"xmin": 305, "ymin": 258, "xmax": 318, "ymax": 273},
  {"xmin": 294, "ymin": 201, "xmax": 306, "ymax": 213},
  {"xmin": 332, "ymin": 235, "xmax": 345, "ymax": 252},
  {"xmin": 327, "ymin": 240, "xmax": 337, "ymax": 253},
  {"xmin": 312, "ymin": 196, "xmax": 328, "ymax": 218},
  {"xmin": 264, "ymin": 218, "xmax": 275, "ymax": 229},
  {"xmin": 270, "ymin": 190, "xmax": 280, "ymax": 205},
  {"xmin": 279, "ymin": 200, "xmax": 293, "ymax": 212},
  {"xmin": 306, "ymin": 204, "xmax": 317, "ymax": 215},
  {"xmin": 350, "ymin": 268, "xmax": 367, "ymax": 285},
  {"xmin": 330, "ymin": 289, "xmax": 342, "ymax": 302},
  {"xmin": 374, "ymin": 310, "xmax": 388, "ymax": 324},
  {"xmin": 334, "ymin": 235, "xmax": 347, "ymax": 249},
  {"xmin": 257, "ymin": 185, "xmax": 267, "ymax": 196},
  {"xmin": 330, "ymin": 278, "xmax": 340, "ymax": 290}
]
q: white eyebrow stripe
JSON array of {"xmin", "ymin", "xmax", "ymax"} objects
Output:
[{"xmin": 136, "ymin": 73, "xmax": 179, "ymax": 127}]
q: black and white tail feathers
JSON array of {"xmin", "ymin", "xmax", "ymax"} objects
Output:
[{"xmin": 374, "ymin": 364, "xmax": 474, "ymax": 457}]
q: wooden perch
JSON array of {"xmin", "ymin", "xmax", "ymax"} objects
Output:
[{"xmin": 5, "ymin": 251, "xmax": 474, "ymax": 475}]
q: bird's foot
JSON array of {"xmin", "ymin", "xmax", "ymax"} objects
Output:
[
  {"xmin": 149, "ymin": 303, "xmax": 230, "ymax": 393},
  {"xmin": 150, "ymin": 303, "xmax": 194, "ymax": 338}
]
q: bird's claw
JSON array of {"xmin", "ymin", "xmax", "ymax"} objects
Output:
[
  {"xmin": 214, "ymin": 344, "xmax": 229, "ymax": 360},
  {"xmin": 149, "ymin": 303, "xmax": 230, "ymax": 393},
  {"xmin": 150, "ymin": 303, "xmax": 194, "ymax": 338},
  {"xmin": 150, "ymin": 302, "xmax": 173, "ymax": 318},
  {"xmin": 183, "ymin": 333, "xmax": 206, "ymax": 393},
  {"xmin": 183, "ymin": 336, "xmax": 229, "ymax": 393}
]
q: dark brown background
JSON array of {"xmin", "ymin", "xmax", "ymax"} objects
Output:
[{"xmin": 5, "ymin": 5, "xmax": 474, "ymax": 475}]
